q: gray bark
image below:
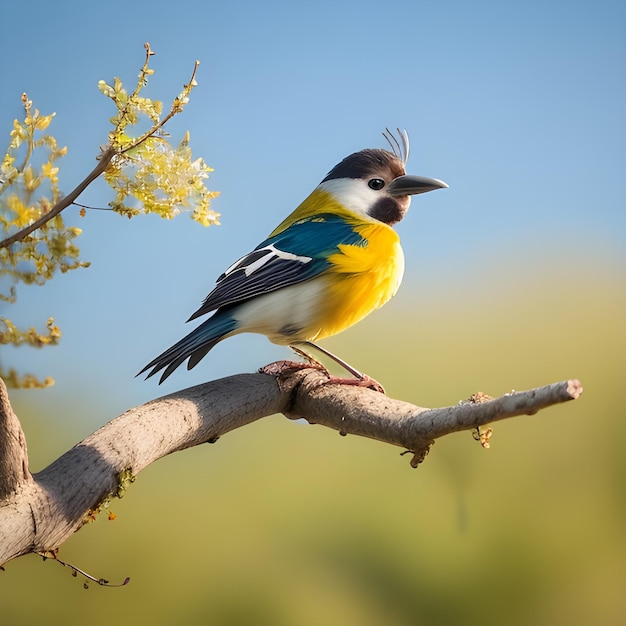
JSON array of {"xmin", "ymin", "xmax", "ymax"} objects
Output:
[{"xmin": 0, "ymin": 370, "xmax": 583, "ymax": 567}]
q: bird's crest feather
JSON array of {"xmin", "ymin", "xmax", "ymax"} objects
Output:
[{"xmin": 382, "ymin": 128, "xmax": 410, "ymax": 166}]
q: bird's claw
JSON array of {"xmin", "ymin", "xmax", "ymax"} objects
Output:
[
  {"xmin": 259, "ymin": 361, "xmax": 385, "ymax": 394},
  {"xmin": 323, "ymin": 374, "xmax": 386, "ymax": 394}
]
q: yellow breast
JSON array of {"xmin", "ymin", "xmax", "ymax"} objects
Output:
[{"xmin": 306, "ymin": 219, "xmax": 404, "ymax": 341}]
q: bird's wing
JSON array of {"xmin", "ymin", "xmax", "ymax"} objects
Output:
[{"xmin": 187, "ymin": 213, "xmax": 365, "ymax": 321}]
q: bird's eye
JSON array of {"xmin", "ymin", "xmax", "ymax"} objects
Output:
[{"xmin": 368, "ymin": 178, "xmax": 385, "ymax": 191}]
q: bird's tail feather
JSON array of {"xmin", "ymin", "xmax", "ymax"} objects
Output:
[{"xmin": 138, "ymin": 312, "xmax": 238, "ymax": 384}]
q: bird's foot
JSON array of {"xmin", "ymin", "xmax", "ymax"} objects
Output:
[
  {"xmin": 323, "ymin": 373, "xmax": 385, "ymax": 394},
  {"xmin": 290, "ymin": 341, "xmax": 386, "ymax": 394},
  {"xmin": 260, "ymin": 360, "xmax": 385, "ymax": 394}
]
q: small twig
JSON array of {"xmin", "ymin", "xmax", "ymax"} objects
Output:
[
  {"xmin": 39, "ymin": 551, "xmax": 130, "ymax": 589},
  {"xmin": 72, "ymin": 202, "xmax": 113, "ymax": 212},
  {"xmin": 16, "ymin": 94, "xmax": 35, "ymax": 173},
  {"xmin": 118, "ymin": 59, "xmax": 199, "ymax": 156},
  {"xmin": 0, "ymin": 147, "xmax": 116, "ymax": 250}
]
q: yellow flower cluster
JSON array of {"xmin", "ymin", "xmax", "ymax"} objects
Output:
[
  {"xmin": 98, "ymin": 43, "xmax": 219, "ymax": 225},
  {"xmin": 0, "ymin": 44, "xmax": 218, "ymax": 387}
]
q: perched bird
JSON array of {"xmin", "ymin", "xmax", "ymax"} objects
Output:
[{"xmin": 140, "ymin": 129, "xmax": 447, "ymax": 384}]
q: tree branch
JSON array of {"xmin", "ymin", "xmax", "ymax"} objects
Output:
[
  {"xmin": 285, "ymin": 372, "xmax": 582, "ymax": 465},
  {"xmin": 0, "ymin": 377, "xmax": 32, "ymax": 498},
  {"xmin": 0, "ymin": 147, "xmax": 116, "ymax": 250},
  {"xmin": 0, "ymin": 369, "xmax": 582, "ymax": 566}
]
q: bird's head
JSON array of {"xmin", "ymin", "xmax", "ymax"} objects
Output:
[{"xmin": 318, "ymin": 128, "xmax": 447, "ymax": 226}]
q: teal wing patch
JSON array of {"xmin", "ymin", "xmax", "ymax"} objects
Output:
[{"xmin": 188, "ymin": 213, "xmax": 365, "ymax": 320}]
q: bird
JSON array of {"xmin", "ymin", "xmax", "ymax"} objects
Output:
[{"xmin": 139, "ymin": 129, "xmax": 447, "ymax": 385}]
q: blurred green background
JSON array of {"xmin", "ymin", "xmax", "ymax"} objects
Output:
[
  {"xmin": 1, "ymin": 0, "xmax": 625, "ymax": 624},
  {"xmin": 4, "ymin": 251, "xmax": 625, "ymax": 625}
]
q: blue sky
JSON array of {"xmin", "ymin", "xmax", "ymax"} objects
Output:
[{"xmin": 1, "ymin": 0, "xmax": 624, "ymax": 421}]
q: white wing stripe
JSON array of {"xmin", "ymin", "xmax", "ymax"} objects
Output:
[
  {"xmin": 220, "ymin": 244, "xmax": 313, "ymax": 281},
  {"xmin": 245, "ymin": 245, "xmax": 312, "ymax": 276}
]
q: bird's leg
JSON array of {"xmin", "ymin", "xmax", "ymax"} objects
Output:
[
  {"xmin": 292, "ymin": 341, "xmax": 386, "ymax": 394},
  {"xmin": 259, "ymin": 346, "xmax": 329, "ymax": 379},
  {"xmin": 289, "ymin": 344, "xmax": 327, "ymax": 369},
  {"xmin": 260, "ymin": 343, "xmax": 385, "ymax": 393},
  {"xmin": 294, "ymin": 341, "xmax": 362, "ymax": 376}
]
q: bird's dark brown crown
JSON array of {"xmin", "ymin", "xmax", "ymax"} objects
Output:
[{"xmin": 321, "ymin": 149, "xmax": 405, "ymax": 184}]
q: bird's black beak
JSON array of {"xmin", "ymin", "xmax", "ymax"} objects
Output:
[{"xmin": 386, "ymin": 175, "xmax": 448, "ymax": 196}]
